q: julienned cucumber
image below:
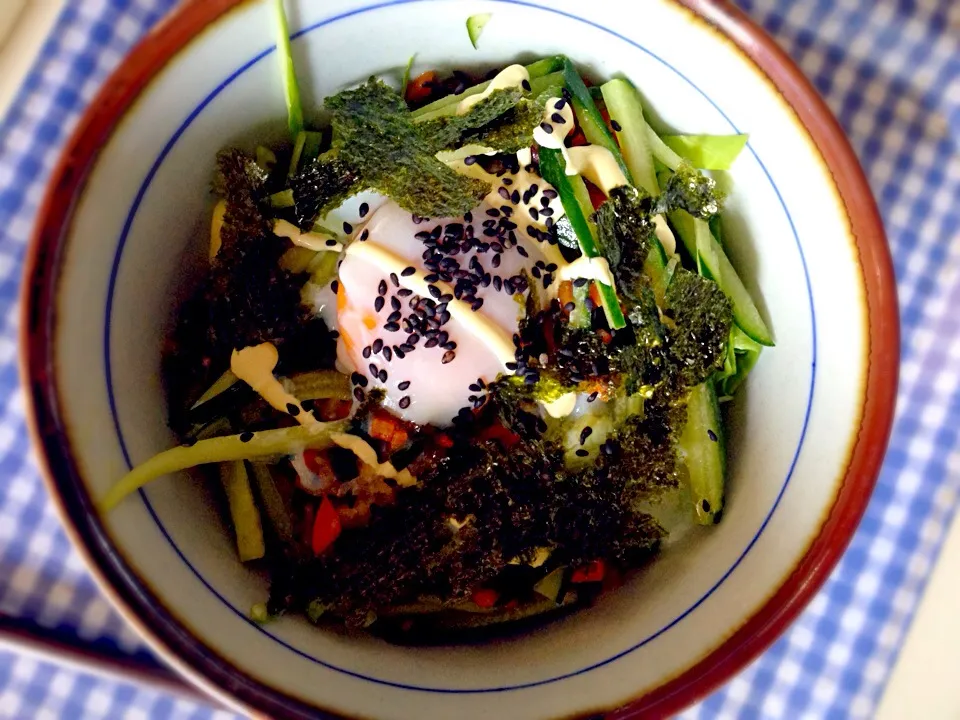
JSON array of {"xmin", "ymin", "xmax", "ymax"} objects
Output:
[
  {"xmin": 600, "ymin": 78, "xmax": 658, "ymax": 195},
  {"xmin": 669, "ymin": 210, "xmax": 774, "ymax": 346},
  {"xmin": 538, "ymin": 147, "xmax": 626, "ymax": 330},
  {"xmin": 561, "ymin": 61, "xmax": 631, "ymax": 182},
  {"xmin": 679, "ymin": 381, "xmax": 725, "ymax": 525}
]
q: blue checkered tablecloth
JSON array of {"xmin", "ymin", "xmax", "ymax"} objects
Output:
[{"xmin": 0, "ymin": 0, "xmax": 957, "ymax": 717}]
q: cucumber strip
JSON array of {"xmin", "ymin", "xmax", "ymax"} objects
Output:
[
  {"xmin": 718, "ymin": 326, "xmax": 763, "ymax": 397},
  {"xmin": 561, "ymin": 61, "xmax": 631, "ymax": 182},
  {"xmin": 221, "ymin": 461, "xmax": 265, "ymax": 561},
  {"xmin": 569, "ymin": 281, "xmax": 591, "ymax": 329},
  {"xmin": 539, "ymin": 148, "xmax": 626, "ymax": 329},
  {"xmin": 100, "ymin": 420, "xmax": 349, "ymax": 512},
  {"xmin": 287, "ymin": 370, "xmax": 352, "ymax": 401},
  {"xmin": 643, "ymin": 238, "xmax": 670, "ymax": 307},
  {"xmin": 301, "ymin": 131, "xmax": 324, "ymax": 165},
  {"xmin": 529, "ymin": 70, "xmax": 564, "ymax": 98},
  {"xmin": 645, "ymin": 125, "xmax": 685, "ymax": 171},
  {"xmin": 662, "ymin": 133, "xmax": 749, "ymax": 170},
  {"xmin": 401, "ymin": 54, "xmax": 416, "ymax": 99},
  {"xmin": 410, "ymin": 55, "xmax": 565, "ymax": 120},
  {"xmin": 191, "ymin": 369, "xmax": 239, "ymax": 410},
  {"xmin": 466, "ymin": 13, "xmax": 491, "ymax": 49},
  {"xmin": 271, "ymin": 0, "xmax": 304, "ymax": 139},
  {"xmin": 679, "ymin": 381, "xmax": 725, "ymax": 525},
  {"xmin": 255, "ymin": 146, "xmax": 277, "ymax": 173},
  {"xmin": 693, "ymin": 217, "xmax": 774, "ymax": 346},
  {"xmin": 287, "ymin": 130, "xmax": 307, "ymax": 176},
  {"xmin": 269, "ymin": 189, "xmax": 295, "ymax": 208},
  {"xmin": 601, "ymin": 79, "xmax": 658, "ymax": 194},
  {"xmin": 249, "ymin": 462, "xmax": 294, "ymax": 543},
  {"xmin": 667, "ymin": 209, "xmax": 772, "ymax": 346}
]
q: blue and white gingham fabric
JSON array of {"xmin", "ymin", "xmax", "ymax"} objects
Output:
[{"xmin": 0, "ymin": 0, "xmax": 957, "ymax": 717}]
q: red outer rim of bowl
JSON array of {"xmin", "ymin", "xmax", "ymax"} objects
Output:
[{"xmin": 20, "ymin": 0, "xmax": 899, "ymax": 718}]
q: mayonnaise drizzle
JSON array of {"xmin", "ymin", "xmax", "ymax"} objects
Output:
[
  {"xmin": 543, "ymin": 392, "xmax": 578, "ymax": 419},
  {"xmin": 230, "ymin": 343, "xmax": 316, "ymax": 426},
  {"xmin": 566, "ymin": 145, "xmax": 628, "ymax": 195},
  {"xmin": 556, "ymin": 256, "xmax": 616, "ymax": 288},
  {"xmin": 532, "ymin": 97, "xmax": 575, "ymax": 166},
  {"xmin": 345, "ymin": 240, "xmax": 517, "ymax": 368},
  {"xmin": 273, "ymin": 219, "xmax": 343, "ymax": 253},
  {"xmin": 457, "ymin": 64, "xmax": 530, "ymax": 114},
  {"xmin": 330, "ymin": 433, "xmax": 417, "ymax": 487},
  {"xmin": 209, "ymin": 199, "xmax": 227, "ymax": 259}
]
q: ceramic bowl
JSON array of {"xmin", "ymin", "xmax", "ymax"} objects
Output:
[{"xmin": 22, "ymin": 0, "xmax": 898, "ymax": 718}]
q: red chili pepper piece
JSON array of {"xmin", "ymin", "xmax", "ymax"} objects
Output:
[
  {"xmin": 471, "ymin": 588, "xmax": 499, "ymax": 608},
  {"xmin": 570, "ymin": 559, "xmax": 606, "ymax": 583},
  {"xmin": 311, "ymin": 496, "xmax": 342, "ymax": 556}
]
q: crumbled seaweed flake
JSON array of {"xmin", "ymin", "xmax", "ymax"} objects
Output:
[
  {"xmin": 290, "ymin": 154, "xmax": 362, "ymax": 230},
  {"xmin": 326, "ymin": 78, "xmax": 487, "ymax": 218},
  {"xmin": 664, "ymin": 267, "xmax": 733, "ymax": 385},
  {"xmin": 419, "ymin": 87, "xmax": 525, "ymax": 149}
]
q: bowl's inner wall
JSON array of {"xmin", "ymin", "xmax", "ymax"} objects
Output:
[{"xmin": 50, "ymin": 0, "xmax": 864, "ymax": 717}]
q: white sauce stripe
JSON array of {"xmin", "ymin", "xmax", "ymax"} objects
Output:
[
  {"xmin": 345, "ymin": 240, "xmax": 517, "ymax": 368},
  {"xmin": 457, "ymin": 64, "xmax": 530, "ymax": 115}
]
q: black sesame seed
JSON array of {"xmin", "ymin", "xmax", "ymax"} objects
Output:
[
  {"xmin": 540, "ymin": 207, "xmax": 554, "ymax": 217},
  {"xmin": 240, "ymin": 432, "xmax": 254, "ymax": 443},
  {"xmin": 399, "ymin": 396, "xmax": 411, "ymax": 409},
  {"xmin": 506, "ymin": 362, "xmax": 518, "ymax": 371},
  {"xmin": 486, "ymin": 208, "xmax": 500, "ymax": 218},
  {"xmin": 361, "ymin": 346, "xmax": 371, "ymax": 359},
  {"xmin": 287, "ymin": 403, "xmax": 301, "ymax": 416},
  {"xmin": 543, "ymin": 188, "xmax": 558, "ymax": 199},
  {"xmin": 464, "ymin": 211, "xmax": 473, "ymax": 222},
  {"xmin": 469, "ymin": 383, "xmax": 481, "ymax": 392},
  {"xmin": 428, "ymin": 284, "xmax": 441, "ymax": 299},
  {"xmin": 579, "ymin": 426, "xmax": 593, "ymax": 445},
  {"xmin": 343, "ymin": 222, "xmax": 353, "ymax": 234},
  {"xmin": 383, "ymin": 346, "xmax": 393, "ymax": 362},
  {"xmin": 390, "ymin": 272, "xmax": 399, "ymax": 287},
  {"xmin": 394, "ymin": 346, "xmax": 406, "ymax": 359},
  {"xmin": 378, "ymin": 279, "xmax": 387, "ymax": 296},
  {"xmin": 398, "ymin": 380, "xmax": 411, "ymax": 391},
  {"xmin": 359, "ymin": 229, "xmax": 369, "ymax": 241},
  {"xmin": 385, "ymin": 322, "xmax": 400, "ymax": 332},
  {"xmin": 708, "ymin": 429, "xmax": 719, "ymax": 442},
  {"xmin": 551, "ymin": 112, "xmax": 566, "ymax": 124},
  {"xmin": 611, "ymin": 119, "xmax": 622, "ymax": 132},
  {"xmin": 354, "ymin": 387, "xmax": 365, "ymax": 402},
  {"xmin": 441, "ymin": 350, "xmax": 456, "ymax": 364},
  {"xmin": 701, "ymin": 499, "xmax": 712, "ymax": 513},
  {"xmin": 359, "ymin": 202, "xmax": 370, "ymax": 218},
  {"xmin": 516, "ymin": 245, "xmax": 529, "ymax": 258},
  {"xmin": 522, "ymin": 79, "xmax": 532, "ymax": 91},
  {"xmin": 391, "ymin": 296, "xmax": 401, "ymax": 311},
  {"xmin": 564, "ymin": 301, "xmax": 576, "ymax": 313},
  {"xmin": 540, "ymin": 121, "xmax": 554, "ymax": 134},
  {"xmin": 374, "ymin": 296, "xmax": 386, "ymax": 313},
  {"xmin": 370, "ymin": 339, "xmax": 382, "ymax": 354},
  {"xmin": 387, "ymin": 310, "xmax": 402, "ymax": 323},
  {"xmin": 498, "ymin": 186, "xmax": 511, "ymax": 201},
  {"xmin": 464, "ymin": 155, "xmax": 477, "ymax": 166},
  {"xmin": 587, "ymin": 391, "xmax": 599, "ymax": 403},
  {"xmin": 326, "ymin": 238, "xmax": 338, "ymax": 247},
  {"xmin": 397, "ymin": 288, "xmax": 413, "ymax": 297},
  {"xmin": 575, "ymin": 448, "xmax": 589, "ymax": 457},
  {"xmin": 530, "ymin": 207, "xmax": 540, "ymax": 222},
  {"xmin": 378, "ymin": 369, "xmax": 388, "ymax": 383},
  {"xmin": 554, "ymin": 98, "xmax": 566, "ymax": 110},
  {"xmin": 493, "ymin": 276, "xmax": 502, "ymax": 291},
  {"xmin": 574, "ymin": 277, "xmax": 588, "ymax": 287},
  {"xmin": 401, "ymin": 266, "xmax": 416, "ymax": 277}
]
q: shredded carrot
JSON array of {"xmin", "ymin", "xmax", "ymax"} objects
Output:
[
  {"xmin": 405, "ymin": 70, "xmax": 438, "ymax": 104},
  {"xmin": 558, "ymin": 281, "xmax": 574, "ymax": 312},
  {"xmin": 477, "ymin": 423, "xmax": 521, "ymax": 449},
  {"xmin": 435, "ymin": 433, "xmax": 454, "ymax": 449},
  {"xmin": 312, "ymin": 496, "xmax": 341, "ymax": 555}
]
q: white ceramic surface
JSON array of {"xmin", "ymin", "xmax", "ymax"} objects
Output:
[{"xmin": 36, "ymin": 0, "xmax": 879, "ymax": 717}]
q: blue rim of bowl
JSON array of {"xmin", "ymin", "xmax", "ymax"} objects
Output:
[{"xmin": 102, "ymin": 0, "xmax": 815, "ymax": 695}]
